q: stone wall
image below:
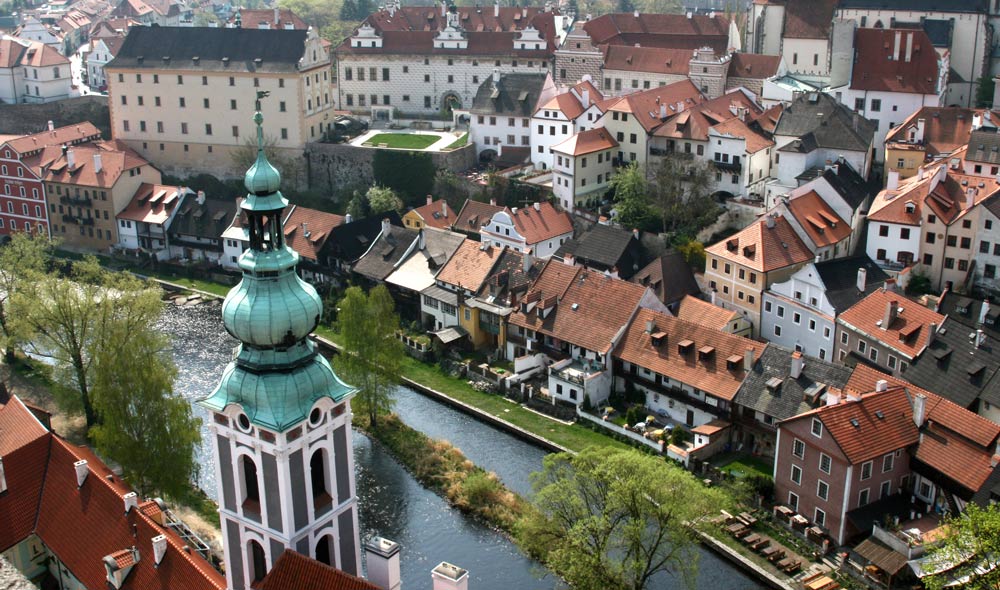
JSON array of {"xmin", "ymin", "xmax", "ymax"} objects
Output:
[
  {"xmin": 0, "ymin": 96, "xmax": 111, "ymax": 138},
  {"xmin": 305, "ymin": 141, "xmax": 477, "ymax": 193}
]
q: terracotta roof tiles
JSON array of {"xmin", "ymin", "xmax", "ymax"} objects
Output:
[
  {"xmin": 117, "ymin": 183, "xmax": 187, "ymax": 225},
  {"xmin": 705, "ymin": 215, "xmax": 813, "ymax": 273},
  {"xmin": 259, "ymin": 550, "xmax": 378, "ymax": 590},
  {"xmin": 727, "ymin": 53, "xmax": 782, "ymax": 79},
  {"xmin": 850, "ymin": 29, "xmax": 941, "ymax": 95},
  {"xmin": 481, "ymin": 201, "xmax": 573, "ymax": 245},
  {"xmin": 43, "ymin": 142, "xmax": 149, "ymax": 188},
  {"xmin": 551, "ymin": 127, "xmax": 618, "ymax": 156},
  {"xmin": 409, "ymin": 198, "xmax": 455, "ymax": 230},
  {"xmin": 837, "ymin": 289, "xmax": 945, "ymax": 360},
  {"xmin": 675, "ymin": 295, "xmax": 740, "ymax": 331},
  {"xmin": 601, "ymin": 45, "xmax": 695, "ymax": 75},
  {"xmin": 606, "ymin": 80, "xmax": 704, "ymax": 133},
  {"xmin": 710, "ymin": 116, "xmax": 774, "ymax": 153},
  {"xmin": 782, "ymin": 0, "xmax": 837, "ymax": 39},
  {"xmin": 785, "ymin": 190, "xmax": 851, "ymax": 248},
  {"xmin": 435, "ymin": 239, "xmax": 504, "ymax": 291},
  {"xmin": 3, "ymin": 122, "xmax": 101, "ymax": 155},
  {"xmin": 455, "ymin": 199, "xmax": 505, "ymax": 234},
  {"xmin": 283, "ymin": 206, "xmax": 345, "ymax": 263}
]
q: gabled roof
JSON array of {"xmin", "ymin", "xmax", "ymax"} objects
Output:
[
  {"xmin": 736, "ymin": 345, "xmax": 853, "ymax": 422},
  {"xmin": 901, "ymin": 316, "xmax": 1000, "ymax": 409},
  {"xmin": 837, "ymin": 289, "xmax": 945, "ymax": 360},
  {"xmin": 109, "ymin": 27, "xmax": 309, "ymax": 73},
  {"xmin": 117, "ymin": 183, "xmax": 187, "ymax": 225},
  {"xmin": 705, "ymin": 215, "xmax": 813, "ymax": 273},
  {"xmin": 784, "ymin": 190, "xmax": 851, "ymax": 248},
  {"xmin": 482, "ymin": 201, "xmax": 573, "ymax": 245},
  {"xmin": 885, "ymin": 107, "xmax": 986, "ymax": 158},
  {"xmin": 868, "ymin": 166, "xmax": 1000, "ymax": 226},
  {"xmin": 409, "ymin": 198, "xmax": 455, "ymax": 230},
  {"xmin": 168, "ymin": 196, "xmax": 236, "ymax": 242},
  {"xmin": 259, "ymin": 550, "xmax": 378, "ymax": 590},
  {"xmin": 361, "ymin": 5, "xmax": 556, "ymax": 35},
  {"xmin": 601, "ymin": 44, "xmax": 695, "ymax": 75},
  {"xmin": 19, "ymin": 39, "xmax": 69, "ymax": 67},
  {"xmin": 233, "ymin": 8, "xmax": 308, "ymax": 30},
  {"xmin": 818, "ymin": 160, "xmax": 872, "ymax": 212},
  {"xmin": 652, "ymin": 89, "xmax": 761, "ymax": 142},
  {"xmin": 336, "ymin": 29, "xmax": 552, "ymax": 57},
  {"xmin": 283, "ymin": 206, "xmax": 345, "ymax": 263},
  {"xmin": 352, "ymin": 224, "xmax": 419, "ymax": 281},
  {"xmin": 454, "ymin": 199, "xmax": 505, "ymax": 234},
  {"xmin": 709, "ymin": 116, "xmax": 774, "ymax": 153},
  {"xmin": 615, "ymin": 308, "xmax": 766, "ymax": 402},
  {"xmin": 474, "ymin": 247, "xmax": 543, "ymax": 307},
  {"xmin": 775, "ymin": 93, "xmax": 876, "ymax": 153},
  {"xmin": 631, "ymin": 253, "xmax": 701, "ymax": 306},
  {"xmin": 471, "ymin": 72, "xmax": 551, "ymax": 118},
  {"xmin": 385, "ymin": 228, "xmax": 466, "ymax": 292},
  {"xmin": 814, "ymin": 255, "xmax": 889, "ymax": 313},
  {"xmin": 727, "ymin": 53, "xmax": 782, "ymax": 79},
  {"xmin": 435, "ymin": 239, "xmax": 504, "ymax": 291},
  {"xmin": 321, "ymin": 212, "xmax": 403, "ymax": 263},
  {"xmin": 43, "ymin": 142, "xmax": 149, "ymax": 188},
  {"xmin": 535, "ymin": 80, "xmax": 603, "ymax": 120},
  {"xmin": 935, "ymin": 291, "xmax": 998, "ymax": 336},
  {"xmin": 3, "ymin": 122, "xmax": 101, "ymax": 156},
  {"xmin": 836, "ymin": 0, "xmax": 986, "ymax": 14},
  {"xmin": 850, "ymin": 29, "xmax": 941, "ymax": 95},
  {"xmin": 675, "ymin": 295, "xmax": 740, "ymax": 331},
  {"xmin": 782, "ymin": 0, "xmax": 837, "ymax": 39},
  {"xmin": 581, "ymin": 12, "xmax": 731, "ymax": 53},
  {"xmin": 551, "ymin": 127, "xmax": 618, "ymax": 156},
  {"xmin": 509, "ymin": 262, "xmax": 650, "ymax": 354},
  {"xmin": 605, "ymin": 79, "xmax": 705, "ymax": 134},
  {"xmin": 965, "ymin": 127, "xmax": 1000, "ymax": 164}
]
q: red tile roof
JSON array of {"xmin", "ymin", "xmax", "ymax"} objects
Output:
[
  {"xmin": 614, "ymin": 308, "xmax": 766, "ymax": 401},
  {"xmin": 675, "ymin": 295, "xmax": 740, "ymax": 331},
  {"xmin": 117, "ymin": 183, "xmax": 187, "ymax": 225},
  {"xmin": 606, "ymin": 79, "xmax": 705, "ymax": 133},
  {"xmin": 653, "ymin": 89, "xmax": 761, "ymax": 142},
  {"xmin": 3, "ymin": 122, "xmax": 101, "ymax": 156},
  {"xmin": 551, "ymin": 127, "xmax": 618, "ymax": 156},
  {"xmin": 234, "ymin": 8, "xmax": 308, "ymax": 29},
  {"xmin": 583, "ymin": 12, "xmax": 731, "ymax": 53},
  {"xmin": 481, "ymin": 201, "xmax": 573, "ymax": 246},
  {"xmin": 454, "ymin": 199, "xmax": 505, "ymax": 234},
  {"xmin": 837, "ymin": 289, "xmax": 945, "ymax": 360},
  {"xmin": 435, "ymin": 239, "xmax": 504, "ymax": 291},
  {"xmin": 409, "ymin": 198, "xmax": 456, "ymax": 230},
  {"xmin": 510, "ymin": 262, "xmax": 650, "ymax": 354},
  {"xmin": 914, "ymin": 421, "xmax": 998, "ymax": 492},
  {"xmin": 850, "ymin": 29, "xmax": 941, "ymax": 95},
  {"xmin": 0, "ymin": 398, "xmax": 50, "ymax": 551},
  {"xmin": 20, "ymin": 40, "xmax": 69, "ymax": 67},
  {"xmin": 784, "ymin": 190, "xmax": 851, "ymax": 248},
  {"xmin": 601, "ymin": 45, "xmax": 695, "ymax": 75},
  {"xmin": 782, "ymin": 0, "xmax": 837, "ymax": 39},
  {"xmin": 259, "ymin": 550, "xmax": 378, "ymax": 590},
  {"xmin": 710, "ymin": 116, "xmax": 774, "ymax": 153},
  {"xmin": 283, "ymin": 205, "xmax": 345, "ymax": 262},
  {"xmin": 727, "ymin": 53, "xmax": 783, "ymax": 79},
  {"xmin": 43, "ymin": 142, "xmax": 149, "ymax": 188},
  {"xmin": 536, "ymin": 80, "xmax": 603, "ymax": 120},
  {"xmin": 705, "ymin": 215, "xmax": 813, "ymax": 273},
  {"xmin": 0, "ymin": 38, "xmax": 26, "ymax": 69},
  {"xmin": 885, "ymin": 107, "xmax": 986, "ymax": 158}
]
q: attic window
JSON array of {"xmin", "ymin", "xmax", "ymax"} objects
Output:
[
  {"xmin": 726, "ymin": 354, "xmax": 742, "ymax": 370},
  {"xmin": 899, "ymin": 324, "xmax": 920, "ymax": 341},
  {"xmin": 932, "ymin": 346, "xmax": 952, "ymax": 361},
  {"xmin": 698, "ymin": 345, "xmax": 715, "ymax": 360},
  {"xmin": 650, "ymin": 331, "xmax": 666, "ymax": 346},
  {"xmin": 743, "ymin": 244, "xmax": 756, "ymax": 257},
  {"xmin": 904, "ymin": 201, "xmax": 916, "ymax": 213},
  {"xmin": 874, "ymin": 410, "xmax": 885, "ymax": 420},
  {"xmin": 968, "ymin": 361, "xmax": 987, "ymax": 377},
  {"xmin": 677, "ymin": 339, "xmax": 694, "ymax": 355},
  {"xmin": 849, "ymin": 418, "xmax": 860, "ymax": 428},
  {"xmin": 726, "ymin": 238, "xmax": 738, "ymax": 251},
  {"xmin": 765, "ymin": 377, "xmax": 783, "ymax": 391}
]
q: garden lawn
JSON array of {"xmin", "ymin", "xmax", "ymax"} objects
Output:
[
  {"xmin": 714, "ymin": 452, "xmax": 774, "ymax": 479},
  {"xmin": 367, "ymin": 133, "xmax": 439, "ymax": 150},
  {"xmin": 445, "ymin": 133, "xmax": 468, "ymax": 149}
]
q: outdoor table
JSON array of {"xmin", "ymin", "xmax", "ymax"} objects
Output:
[
  {"xmin": 742, "ymin": 533, "xmax": 761, "ymax": 545},
  {"xmin": 776, "ymin": 557, "xmax": 793, "ymax": 569},
  {"xmin": 761, "ymin": 545, "xmax": 781, "ymax": 559},
  {"xmin": 739, "ymin": 512, "xmax": 758, "ymax": 525},
  {"xmin": 726, "ymin": 522, "xmax": 747, "ymax": 534}
]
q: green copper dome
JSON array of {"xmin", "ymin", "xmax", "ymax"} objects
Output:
[{"xmin": 199, "ymin": 98, "xmax": 356, "ymax": 432}]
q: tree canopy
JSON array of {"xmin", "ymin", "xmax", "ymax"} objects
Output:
[
  {"xmin": 924, "ymin": 503, "xmax": 1000, "ymax": 590},
  {"xmin": 518, "ymin": 447, "xmax": 728, "ymax": 590},
  {"xmin": 0, "ymin": 232, "xmax": 54, "ymax": 363},
  {"xmin": 611, "ymin": 162, "xmax": 652, "ymax": 229}
]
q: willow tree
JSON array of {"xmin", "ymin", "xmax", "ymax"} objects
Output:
[
  {"xmin": 333, "ymin": 284, "xmax": 403, "ymax": 428},
  {"xmin": 0, "ymin": 232, "xmax": 54, "ymax": 363}
]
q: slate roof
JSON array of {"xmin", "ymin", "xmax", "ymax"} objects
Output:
[
  {"xmin": 631, "ymin": 252, "xmax": 701, "ymax": 307},
  {"xmin": 775, "ymin": 93, "xmax": 876, "ymax": 153},
  {"xmin": 814, "ymin": 255, "xmax": 889, "ymax": 314},
  {"xmin": 259, "ymin": 550, "xmax": 378, "ymax": 590},
  {"xmin": 474, "ymin": 248, "xmax": 544, "ymax": 307},
  {"xmin": 614, "ymin": 308, "xmax": 767, "ymax": 402},
  {"xmin": 471, "ymin": 73, "xmax": 550, "ymax": 118},
  {"xmin": 168, "ymin": 196, "xmax": 236, "ymax": 242},
  {"xmin": 850, "ymin": 29, "xmax": 940, "ymax": 95},
  {"xmin": 965, "ymin": 127, "xmax": 1000, "ymax": 165},
  {"xmin": 705, "ymin": 215, "xmax": 813, "ymax": 273},
  {"xmin": 321, "ymin": 212, "xmax": 402, "ymax": 265},
  {"xmin": 454, "ymin": 199, "xmax": 504, "ymax": 235},
  {"xmin": 352, "ymin": 224, "xmax": 419, "ymax": 281},
  {"xmin": 555, "ymin": 223, "xmax": 643, "ymax": 277},
  {"xmin": 819, "ymin": 160, "xmax": 872, "ymax": 213},
  {"xmin": 837, "ymin": 289, "xmax": 945, "ymax": 360},
  {"xmin": 835, "ymin": 0, "xmax": 986, "ymax": 12},
  {"xmin": 736, "ymin": 345, "xmax": 853, "ymax": 422},
  {"xmin": 936, "ymin": 292, "xmax": 998, "ymax": 336},
  {"xmin": 109, "ymin": 26, "xmax": 308, "ymax": 72},
  {"xmin": 901, "ymin": 317, "xmax": 1000, "ymax": 409}
]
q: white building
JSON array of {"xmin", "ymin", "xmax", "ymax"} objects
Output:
[
  {"xmin": 466, "ymin": 70, "xmax": 555, "ymax": 161},
  {"xmin": 480, "ymin": 201, "xmax": 573, "ymax": 258},
  {"xmin": 745, "ymin": 0, "xmax": 837, "ymax": 81},
  {"xmin": 975, "ymin": 196, "xmax": 1000, "ymax": 294},
  {"xmin": 0, "ymin": 37, "xmax": 71, "ymax": 104},
  {"xmin": 551, "ymin": 128, "xmax": 618, "ymax": 212},
  {"xmin": 13, "ymin": 16, "xmax": 63, "ymax": 51},
  {"xmin": 530, "ymin": 79, "xmax": 604, "ymax": 170},
  {"xmin": 115, "ymin": 183, "xmax": 191, "ymax": 259},
  {"xmin": 85, "ymin": 36, "xmax": 124, "ymax": 90}
]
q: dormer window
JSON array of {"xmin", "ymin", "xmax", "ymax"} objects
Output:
[
  {"xmin": 677, "ymin": 339, "xmax": 694, "ymax": 355},
  {"xmin": 904, "ymin": 201, "xmax": 916, "ymax": 214},
  {"xmin": 811, "ymin": 418, "xmax": 823, "ymax": 438}
]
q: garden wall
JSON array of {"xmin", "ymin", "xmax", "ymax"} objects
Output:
[
  {"xmin": 0, "ymin": 96, "xmax": 111, "ymax": 138},
  {"xmin": 305, "ymin": 141, "xmax": 476, "ymax": 193},
  {"xmin": 576, "ymin": 408, "xmax": 664, "ymax": 453}
]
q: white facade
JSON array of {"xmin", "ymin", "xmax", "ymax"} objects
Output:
[
  {"xmin": 15, "ymin": 17, "xmax": 62, "ymax": 50},
  {"xmin": 551, "ymin": 143, "xmax": 615, "ymax": 212},
  {"xmin": 761, "ymin": 265, "xmax": 839, "ymax": 362},
  {"xmin": 470, "ymin": 109, "xmax": 533, "ymax": 159},
  {"xmin": 974, "ymin": 204, "xmax": 1000, "ymax": 294},
  {"xmin": 0, "ymin": 38, "xmax": 72, "ymax": 104},
  {"xmin": 86, "ymin": 38, "xmax": 117, "ymax": 89},
  {"xmin": 706, "ymin": 125, "xmax": 773, "ymax": 199},
  {"xmin": 530, "ymin": 95, "xmax": 603, "ymax": 169},
  {"xmin": 481, "ymin": 208, "xmax": 572, "ymax": 258},
  {"xmin": 866, "ymin": 217, "xmax": 921, "ymax": 271}
]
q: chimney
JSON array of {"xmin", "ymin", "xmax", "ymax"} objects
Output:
[
  {"xmin": 659, "ymin": 103, "xmax": 667, "ymax": 118},
  {"xmin": 123, "ymin": 491, "xmax": 138, "ymax": 513},
  {"xmin": 533, "ymin": 201, "xmax": 541, "ymax": 211},
  {"xmin": 431, "ymin": 562, "xmax": 469, "ymax": 590},
  {"xmin": 766, "ymin": 215, "xmax": 775, "ymax": 229},
  {"xmin": 273, "ymin": 6, "xmax": 279, "ymax": 25},
  {"xmin": 826, "ymin": 390, "xmax": 841, "ymax": 406},
  {"xmin": 563, "ymin": 252, "xmax": 575, "ymax": 266},
  {"xmin": 74, "ymin": 459, "xmax": 89, "ymax": 487},
  {"xmin": 857, "ymin": 267, "xmax": 867, "ymax": 292},
  {"xmin": 93, "ymin": 152, "xmax": 103, "ymax": 174},
  {"xmin": 915, "ymin": 118, "xmax": 926, "ymax": 142},
  {"xmin": 442, "ymin": 0, "xmax": 447, "ymax": 17},
  {"xmin": 927, "ymin": 322, "xmax": 937, "ymax": 346},
  {"xmin": 494, "ymin": 0, "xmax": 499, "ymax": 17},
  {"xmin": 582, "ymin": 88, "xmax": 590, "ymax": 107},
  {"xmin": 442, "ymin": 200, "xmax": 449, "ymax": 219},
  {"xmin": 893, "ymin": 31, "xmax": 902, "ymax": 62},
  {"xmin": 905, "ymin": 31, "xmax": 913, "ymax": 63},
  {"xmin": 196, "ymin": 191, "xmax": 206, "ymax": 205},
  {"xmin": 887, "ymin": 170, "xmax": 899, "ymax": 190},
  {"xmin": 633, "ymin": 9, "xmax": 639, "ymax": 17},
  {"xmin": 979, "ymin": 299, "xmax": 990, "ymax": 325},
  {"xmin": 418, "ymin": 228, "xmax": 426, "ymax": 250},
  {"xmin": 492, "ymin": 67, "xmax": 500, "ymax": 84},
  {"xmin": 790, "ymin": 351, "xmax": 804, "ymax": 379},
  {"xmin": 47, "ymin": 120, "xmax": 54, "ymax": 131},
  {"xmin": 345, "ymin": 212, "xmax": 353, "ymax": 224},
  {"xmin": 632, "ymin": 228, "xmax": 639, "ymax": 240},
  {"xmin": 912, "ymin": 393, "xmax": 927, "ymax": 427},
  {"xmin": 883, "ymin": 299, "xmax": 898, "ymax": 329},
  {"xmin": 381, "ymin": 217, "xmax": 391, "ymax": 236},
  {"xmin": 967, "ymin": 187, "xmax": 976, "ymax": 210},
  {"xmin": 489, "ymin": 198, "xmax": 496, "ymax": 206},
  {"xmin": 365, "ymin": 537, "xmax": 401, "ymax": 590},
  {"xmin": 710, "ymin": 289, "xmax": 717, "ymax": 305},
  {"xmin": 875, "ymin": 379, "xmax": 888, "ymax": 392},
  {"xmin": 427, "ymin": 195, "xmax": 433, "ymax": 206},
  {"xmin": 744, "ymin": 347, "xmax": 755, "ymax": 371},
  {"xmin": 977, "ymin": 329, "xmax": 987, "ymax": 349},
  {"xmin": 645, "ymin": 320, "xmax": 654, "ymax": 333},
  {"xmin": 522, "ymin": 247, "xmax": 532, "ymax": 273},
  {"xmin": 66, "ymin": 148, "xmax": 76, "ymax": 169},
  {"xmin": 522, "ymin": 6, "xmax": 527, "ymax": 18},
  {"xmin": 884, "ymin": 278, "xmax": 897, "ymax": 292},
  {"xmin": 152, "ymin": 535, "xmax": 167, "ymax": 567}
]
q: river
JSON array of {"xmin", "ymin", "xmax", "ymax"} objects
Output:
[{"xmin": 160, "ymin": 300, "xmax": 761, "ymax": 590}]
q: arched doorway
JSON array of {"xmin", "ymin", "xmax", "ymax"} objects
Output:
[
  {"xmin": 248, "ymin": 540, "xmax": 267, "ymax": 584},
  {"xmin": 441, "ymin": 92, "xmax": 461, "ymax": 118},
  {"xmin": 315, "ymin": 535, "xmax": 334, "ymax": 567},
  {"xmin": 711, "ymin": 190, "xmax": 736, "ymax": 203}
]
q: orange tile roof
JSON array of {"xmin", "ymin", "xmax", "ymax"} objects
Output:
[
  {"xmin": 43, "ymin": 142, "xmax": 149, "ymax": 188},
  {"xmin": 510, "ymin": 262, "xmax": 649, "ymax": 354},
  {"xmin": 785, "ymin": 190, "xmax": 851, "ymax": 248},
  {"xmin": 410, "ymin": 198, "xmax": 455, "ymax": 230},
  {"xmin": 0, "ymin": 38, "xmax": 26, "ymax": 69},
  {"xmin": 259, "ymin": 550, "xmax": 378, "ymax": 590},
  {"xmin": 482, "ymin": 202, "xmax": 573, "ymax": 245},
  {"xmin": 536, "ymin": 80, "xmax": 603, "ymax": 120},
  {"xmin": 454, "ymin": 199, "xmax": 505, "ymax": 234},
  {"xmin": 710, "ymin": 116, "xmax": 774, "ymax": 153},
  {"xmin": 705, "ymin": 215, "xmax": 813, "ymax": 273},
  {"xmin": 850, "ymin": 29, "xmax": 941, "ymax": 95},
  {"xmin": 837, "ymin": 289, "xmax": 945, "ymax": 359},
  {"xmin": 235, "ymin": 8, "xmax": 308, "ymax": 29},
  {"xmin": 601, "ymin": 44, "xmax": 695, "ymax": 75},
  {"xmin": 283, "ymin": 206, "xmax": 344, "ymax": 262},
  {"xmin": 3, "ymin": 122, "xmax": 101, "ymax": 155},
  {"xmin": 885, "ymin": 107, "xmax": 986, "ymax": 158},
  {"xmin": 551, "ymin": 127, "xmax": 618, "ymax": 156},
  {"xmin": 20, "ymin": 40, "xmax": 69, "ymax": 67},
  {"xmin": 0, "ymin": 395, "xmax": 48, "ymax": 456},
  {"xmin": 653, "ymin": 90, "xmax": 762, "ymax": 142},
  {"xmin": 675, "ymin": 295, "xmax": 739, "ymax": 331},
  {"xmin": 728, "ymin": 53, "xmax": 782, "ymax": 79},
  {"xmin": 614, "ymin": 308, "xmax": 767, "ymax": 401},
  {"xmin": 435, "ymin": 239, "xmax": 504, "ymax": 291},
  {"xmin": 605, "ymin": 80, "xmax": 705, "ymax": 133},
  {"xmin": 914, "ymin": 421, "xmax": 998, "ymax": 492},
  {"xmin": 117, "ymin": 183, "xmax": 186, "ymax": 225}
]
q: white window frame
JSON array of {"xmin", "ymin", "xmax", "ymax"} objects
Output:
[
  {"xmin": 861, "ymin": 461, "xmax": 873, "ymax": 481},
  {"xmin": 883, "ymin": 453, "xmax": 894, "ymax": 473},
  {"xmin": 814, "ymin": 508, "xmax": 826, "ymax": 527},
  {"xmin": 792, "ymin": 438, "xmax": 805, "ymax": 459},
  {"xmin": 819, "ymin": 452, "xmax": 831, "ymax": 474},
  {"xmin": 791, "ymin": 464, "xmax": 802, "ymax": 485},
  {"xmin": 788, "ymin": 491, "xmax": 799, "ymax": 511},
  {"xmin": 811, "ymin": 418, "xmax": 823, "ymax": 438},
  {"xmin": 858, "ymin": 488, "xmax": 870, "ymax": 506},
  {"xmin": 817, "ymin": 479, "xmax": 829, "ymax": 500}
]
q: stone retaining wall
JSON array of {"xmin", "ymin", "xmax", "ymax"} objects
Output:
[
  {"xmin": 0, "ymin": 96, "xmax": 111, "ymax": 138},
  {"xmin": 305, "ymin": 141, "xmax": 477, "ymax": 193}
]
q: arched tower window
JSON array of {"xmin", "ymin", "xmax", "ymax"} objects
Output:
[
  {"xmin": 241, "ymin": 455, "xmax": 260, "ymax": 514},
  {"xmin": 315, "ymin": 535, "xmax": 333, "ymax": 566},
  {"xmin": 310, "ymin": 449, "xmax": 332, "ymax": 513},
  {"xmin": 248, "ymin": 540, "xmax": 267, "ymax": 583}
]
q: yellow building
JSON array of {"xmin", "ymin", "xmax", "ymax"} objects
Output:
[
  {"xmin": 884, "ymin": 107, "xmax": 985, "ymax": 181},
  {"xmin": 106, "ymin": 25, "xmax": 334, "ymax": 179},
  {"xmin": 402, "ymin": 197, "xmax": 456, "ymax": 230}
]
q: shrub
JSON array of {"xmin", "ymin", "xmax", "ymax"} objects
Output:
[
  {"xmin": 670, "ymin": 428, "xmax": 690, "ymax": 446},
  {"xmin": 625, "ymin": 406, "xmax": 644, "ymax": 428}
]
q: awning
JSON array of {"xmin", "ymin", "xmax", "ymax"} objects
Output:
[
  {"xmin": 854, "ymin": 538, "xmax": 909, "ymax": 576},
  {"xmin": 432, "ymin": 325, "xmax": 469, "ymax": 344}
]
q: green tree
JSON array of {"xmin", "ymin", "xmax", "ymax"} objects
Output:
[
  {"xmin": 90, "ymin": 323, "xmax": 201, "ymax": 498},
  {"xmin": 11, "ymin": 257, "xmax": 163, "ymax": 429},
  {"xmin": 346, "ymin": 189, "xmax": 370, "ymax": 219},
  {"xmin": 0, "ymin": 232, "xmax": 54, "ymax": 363},
  {"xmin": 975, "ymin": 76, "xmax": 996, "ymax": 109},
  {"xmin": 924, "ymin": 503, "xmax": 1000, "ymax": 590},
  {"xmin": 333, "ymin": 285, "xmax": 403, "ymax": 428},
  {"xmin": 675, "ymin": 240, "xmax": 706, "ymax": 273},
  {"xmin": 611, "ymin": 162, "xmax": 651, "ymax": 229},
  {"xmin": 366, "ymin": 184, "xmax": 404, "ymax": 215},
  {"xmin": 231, "ymin": 134, "xmax": 305, "ymax": 188},
  {"xmin": 905, "ymin": 272, "xmax": 933, "ymax": 296},
  {"xmin": 518, "ymin": 447, "xmax": 728, "ymax": 590},
  {"xmin": 649, "ymin": 155, "xmax": 716, "ymax": 234},
  {"xmin": 338, "ymin": 0, "xmax": 357, "ymax": 20}
]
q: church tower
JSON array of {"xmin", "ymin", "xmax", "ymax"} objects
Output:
[{"xmin": 200, "ymin": 94, "xmax": 361, "ymax": 590}]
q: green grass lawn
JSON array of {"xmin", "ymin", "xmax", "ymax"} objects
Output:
[
  {"xmin": 445, "ymin": 133, "xmax": 468, "ymax": 149},
  {"xmin": 713, "ymin": 452, "xmax": 774, "ymax": 479},
  {"xmin": 366, "ymin": 133, "xmax": 439, "ymax": 150},
  {"xmin": 131, "ymin": 268, "xmax": 234, "ymax": 298}
]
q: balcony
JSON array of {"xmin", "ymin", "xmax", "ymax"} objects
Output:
[
  {"xmin": 711, "ymin": 159, "xmax": 741, "ymax": 172},
  {"xmin": 627, "ymin": 371, "xmax": 724, "ymax": 417},
  {"xmin": 62, "ymin": 214, "xmax": 94, "ymax": 226},
  {"xmin": 549, "ymin": 358, "xmax": 604, "ymax": 386},
  {"xmin": 60, "ymin": 195, "xmax": 92, "ymax": 207}
]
